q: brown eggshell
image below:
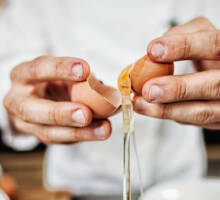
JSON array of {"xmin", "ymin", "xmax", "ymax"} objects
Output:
[
  {"xmin": 71, "ymin": 74, "xmax": 121, "ymax": 119},
  {"xmin": 0, "ymin": 174, "xmax": 17, "ymax": 199},
  {"xmin": 130, "ymin": 55, "xmax": 174, "ymax": 94}
]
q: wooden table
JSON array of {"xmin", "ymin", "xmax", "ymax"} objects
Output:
[
  {"xmin": 1, "ymin": 145, "xmax": 220, "ymax": 199},
  {"xmin": 0, "ymin": 0, "xmax": 5, "ymax": 7},
  {"xmin": 0, "ymin": 152, "xmax": 70, "ymax": 200},
  {"xmin": 207, "ymin": 145, "xmax": 220, "ymax": 161}
]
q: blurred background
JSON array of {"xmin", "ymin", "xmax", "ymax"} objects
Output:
[
  {"xmin": 1, "ymin": 0, "xmax": 220, "ymax": 199},
  {"xmin": 0, "ymin": 2, "xmax": 67, "ymax": 200},
  {"xmin": 0, "ymin": 139, "xmax": 70, "ymax": 199},
  {"xmin": 2, "ymin": 131, "xmax": 220, "ymax": 200},
  {"xmin": 2, "ymin": 127, "xmax": 220, "ymax": 199}
]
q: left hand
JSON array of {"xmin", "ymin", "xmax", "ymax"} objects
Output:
[
  {"xmin": 4, "ymin": 56, "xmax": 112, "ymax": 144},
  {"xmin": 133, "ymin": 17, "xmax": 220, "ymax": 130}
]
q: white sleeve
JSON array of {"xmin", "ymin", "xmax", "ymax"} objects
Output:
[{"xmin": 0, "ymin": 1, "xmax": 49, "ymax": 150}]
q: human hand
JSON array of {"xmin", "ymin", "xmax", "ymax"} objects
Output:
[
  {"xmin": 133, "ymin": 17, "xmax": 220, "ymax": 130},
  {"xmin": 3, "ymin": 56, "xmax": 111, "ymax": 144}
]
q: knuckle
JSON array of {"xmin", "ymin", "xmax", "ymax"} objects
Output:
[
  {"xmin": 55, "ymin": 61, "xmax": 62, "ymax": 78},
  {"xmin": 175, "ymin": 78, "xmax": 187, "ymax": 100},
  {"xmin": 54, "ymin": 59, "xmax": 67, "ymax": 78},
  {"xmin": 10, "ymin": 67, "xmax": 18, "ymax": 81},
  {"xmin": 196, "ymin": 16, "xmax": 209, "ymax": 23},
  {"xmin": 71, "ymin": 128, "xmax": 82, "ymax": 141},
  {"xmin": 167, "ymin": 26, "xmax": 178, "ymax": 34},
  {"xmin": 3, "ymin": 94, "xmax": 10, "ymax": 110},
  {"xmin": 12, "ymin": 118, "xmax": 25, "ymax": 133},
  {"xmin": 70, "ymin": 129, "xmax": 77, "ymax": 141},
  {"xmin": 160, "ymin": 104, "xmax": 172, "ymax": 119},
  {"xmin": 13, "ymin": 119, "xmax": 21, "ymax": 132},
  {"xmin": 48, "ymin": 105, "xmax": 61, "ymax": 125},
  {"xmin": 17, "ymin": 101, "xmax": 26, "ymax": 119},
  {"xmin": 41, "ymin": 127, "xmax": 53, "ymax": 144},
  {"xmin": 195, "ymin": 16, "xmax": 215, "ymax": 30},
  {"xmin": 195, "ymin": 107, "xmax": 214, "ymax": 124},
  {"xmin": 48, "ymin": 106, "xmax": 58, "ymax": 125},
  {"xmin": 30, "ymin": 56, "xmax": 51, "ymax": 79},
  {"xmin": 213, "ymin": 31, "xmax": 220, "ymax": 58},
  {"xmin": 34, "ymin": 56, "xmax": 48, "ymax": 63},
  {"xmin": 30, "ymin": 57, "xmax": 42, "ymax": 79},
  {"xmin": 182, "ymin": 35, "xmax": 191, "ymax": 59},
  {"xmin": 39, "ymin": 136, "xmax": 51, "ymax": 144},
  {"xmin": 199, "ymin": 71, "xmax": 220, "ymax": 98},
  {"xmin": 168, "ymin": 26, "xmax": 176, "ymax": 32},
  {"xmin": 38, "ymin": 138, "xmax": 50, "ymax": 145},
  {"xmin": 212, "ymin": 78, "xmax": 220, "ymax": 97}
]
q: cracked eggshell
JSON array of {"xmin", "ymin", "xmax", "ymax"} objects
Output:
[
  {"xmin": 71, "ymin": 74, "xmax": 121, "ymax": 119},
  {"xmin": 130, "ymin": 55, "xmax": 174, "ymax": 94}
]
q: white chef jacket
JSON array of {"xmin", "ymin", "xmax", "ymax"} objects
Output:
[{"xmin": 1, "ymin": 0, "xmax": 218, "ymax": 196}]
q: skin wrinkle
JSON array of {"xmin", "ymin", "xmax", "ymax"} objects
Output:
[
  {"xmin": 5, "ymin": 56, "xmax": 110, "ymax": 143},
  {"xmin": 55, "ymin": 61, "xmax": 63, "ymax": 80},
  {"xmin": 213, "ymin": 31, "xmax": 220, "ymax": 58},
  {"xmin": 160, "ymin": 103, "xmax": 171, "ymax": 119},
  {"xmin": 158, "ymin": 31, "xmax": 220, "ymax": 61},
  {"xmin": 176, "ymin": 77, "xmax": 187, "ymax": 101},
  {"xmin": 6, "ymin": 17, "xmax": 220, "ymax": 144},
  {"xmin": 200, "ymin": 71, "xmax": 220, "ymax": 99},
  {"xmin": 136, "ymin": 17, "xmax": 220, "ymax": 130},
  {"xmin": 193, "ymin": 104, "xmax": 215, "ymax": 124},
  {"xmin": 214, "ymin": 80, "xmax": 220, "ymax": 98},
  {"xmin": 31, "ymin": 56, "xmax": 44, "ymax": 82},
  {"xmin": 50, "ymin": 104, "xmax": 60, "ymax": 126},
  {"xmin": 17, "ymin": 98, "xmax": 27, "ymax": 121},
  {"xmin": 9, "ymin": 104, "xmax": 107, "ymax": 144},
  {"xmin": 183, "ymin": 34, "xmax": 191, "ymax": 59},
  {"xmin": 200, "ymin": 78, "xmax": 211, "ymax": 98},
  {"xmin": 41, "ymin": 126, "xmax": 51, "ymax": 143}
]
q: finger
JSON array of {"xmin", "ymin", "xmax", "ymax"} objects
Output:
[
  {"xmin": 164, "ymin": 16, "xmax": 215, "ymax": 36},
  {"xmin": 133, "ymin": 97, "xmax": 220, "ymax": 125},
  {"xmin": 141, "ymin": 70, "xmax": 220, "ymax": 103},
  {"xmin": 10, "ymin": 116, "xmax": 112, "ymax": 144},
  {"xmin": 193, "ymin": 60, "xmax": 220, "ymax": 72},
  {"xmin": 10, "ymin": 56, "xmax": 90, "ymax": 83},
  {"xmin": 4, "ymin": 94, "xmax": 93, "ymax": 127},
  {"xmin": 175, "ymin": 120, "xmax": 220, "ymax": 130},
  {"xmin": 200, "ymin": 123, "xmax": 220, "ymax": 130},
  {"xmin": 147, "ymin": 16, "xmax": 216, "ymax": 62},
  {"xmin": 147, "ymin": 30, "xmax": 220, "ymax": 62}
]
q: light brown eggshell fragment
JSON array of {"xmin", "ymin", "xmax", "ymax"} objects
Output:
[
  {"xmin": 71, "ymin": 73, "xmax": 121, "ymax": 119},
  {"xmin": 130, "ymin": 55, "xmax": 174, "ymax": 94},
  {"xmin": 0, "ymin": 174, "xmax": 17, "ymax": 199}
]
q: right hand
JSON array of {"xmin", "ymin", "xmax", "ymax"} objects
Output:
[{"xmin": 3, "ymin": 56, "xmax": 112, "ymax": 144}]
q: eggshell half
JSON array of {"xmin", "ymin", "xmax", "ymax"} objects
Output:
[
  {"xmin": 130, "ymin": 55, "xmax": 174, "ymax": 94},
  {"xmin": 71, "ymin": 73, "xmax": 121, "ymax": 119}
]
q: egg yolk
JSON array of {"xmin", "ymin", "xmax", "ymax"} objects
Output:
[{"xmin": 118, "ymin": 65, "xmax": 132, "ymax": 96}]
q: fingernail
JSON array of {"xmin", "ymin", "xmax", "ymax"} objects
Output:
[
  {"xmin": 135, "ymin": 98, "xmax": 149, "ymax": 111},
  {"xmin": 94, "ymin": 126, "xmax": 106, "ymax": 139},
  {"xmin": 72, "ymin": 109, "xmax": 85, "ymax": 124},
  {"xmin": 151, "ymin": 43, "xmax": 167, "ymax": 59},
  {"xmin": 149, "ymin": 85, "xmax": 163, "ymax": 101},
  {"xmin": 72, "ymin": 63, "xmax": 83, "ymax": 79}
]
